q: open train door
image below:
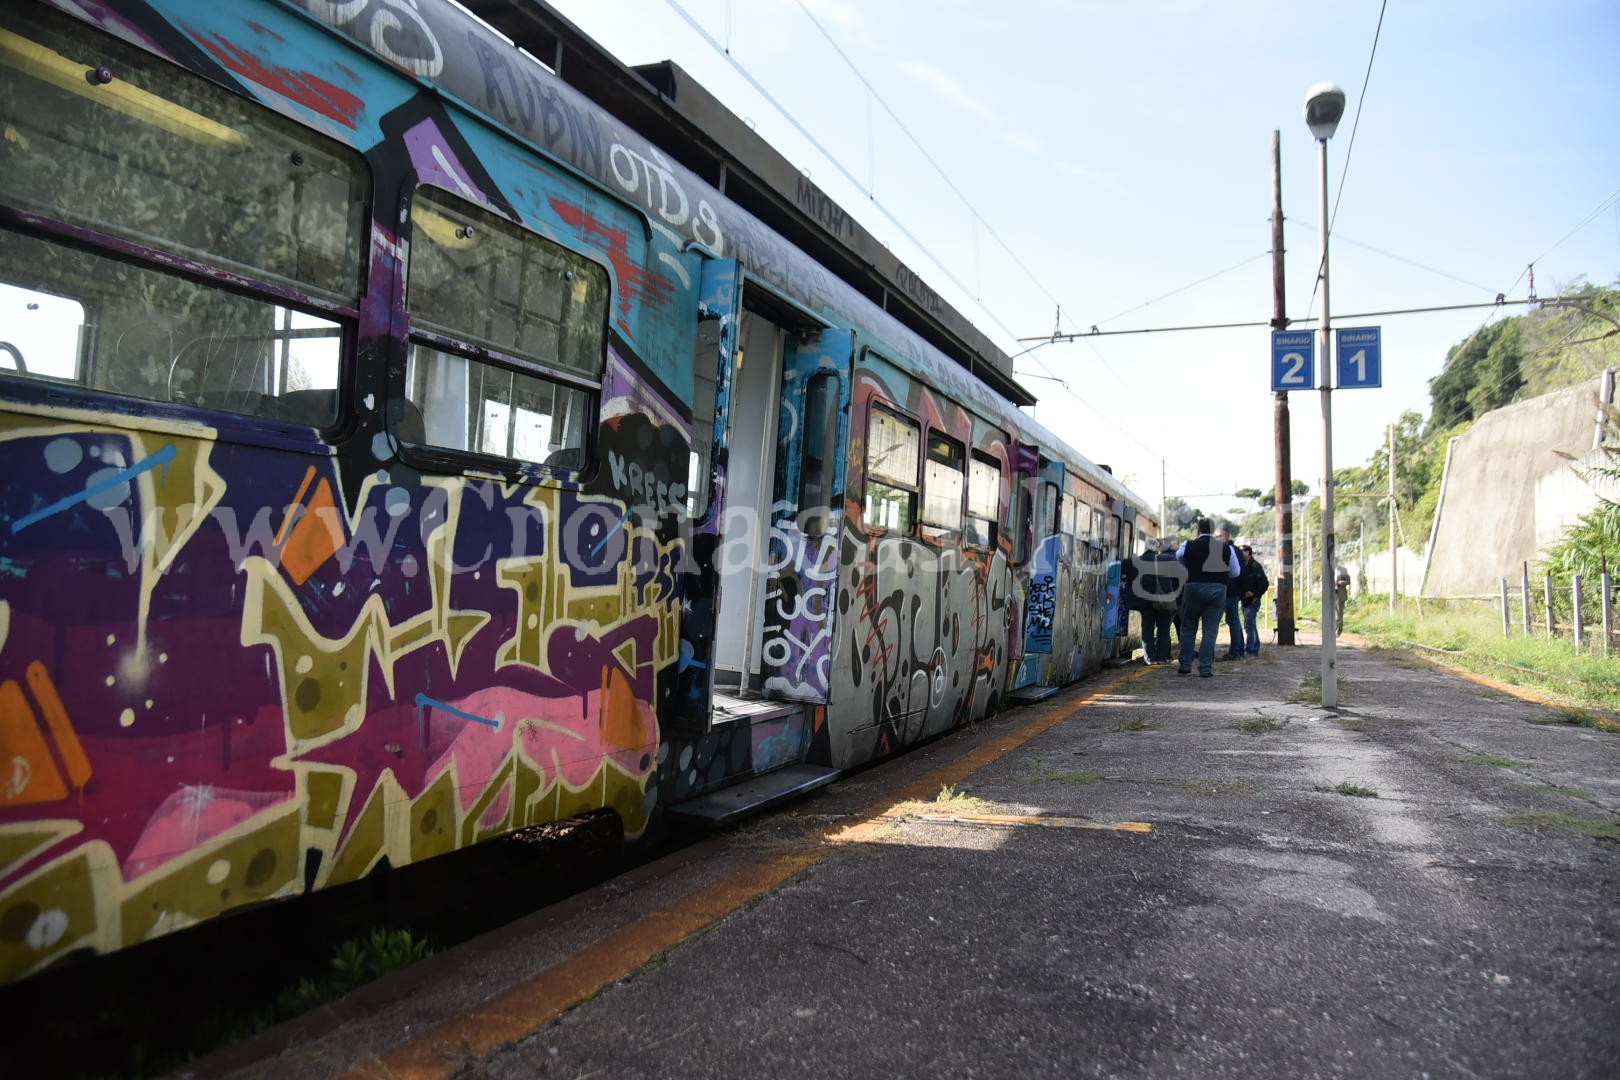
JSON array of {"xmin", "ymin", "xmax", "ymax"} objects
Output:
[
  {"xmin": 760, "ymin": 328, "xmax": 852, "ymax": 702},
  {"xmin": 673, "ymin": 257, "xmax": 743, "ymax": 725}
]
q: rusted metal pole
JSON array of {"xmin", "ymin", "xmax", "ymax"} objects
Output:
[
  {"xmin": 1544, "ymin": 575, "xmax": 1556, "ymax": 638},
  {"xmin": 1604, "ymin": 566, "xmax": 1613, "ymax": 658},
  {"xmin": 1271, "ymin": 130, "xmax": 1297, "ymax": 647},
  {"xmin": 1573, "ymin": 574, "xmax": 1584, "ymax": 652}
]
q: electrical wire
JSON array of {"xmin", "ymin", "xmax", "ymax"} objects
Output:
[{"xmin": 659, "ymin": 0, "xmax": 1026, "ymax": 345}]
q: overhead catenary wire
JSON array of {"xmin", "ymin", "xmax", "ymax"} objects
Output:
[{"xmin": 659, "ymin": 0, "xmax": 1026, "ymax": 345}]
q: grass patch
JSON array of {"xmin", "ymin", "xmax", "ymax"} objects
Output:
[
  {"xmin": 1534, "ymin": 708, "xmax": 1620, "ymax": 734},
  {"xmin": 1178, "ymin": 779, "xmax": 1255, "ymax": 797},
  {"xmin": 174, "ymin": 929, "xmax": 435, "ymax": 1067},
  {"xmin": 1031, "ymin": 769, "xmax": 1102, "ymax": 785},
  {"xmin": 1457, "ymin": 754, "xmax": 1530, "ymax": 769},
  {"xmin": 1112, "ymin": 716, "xmax": 1161, "ymax": 732},
  {"xmin": 929, "ymin": 784, "xmax": 997, "ymax": 814},
  {"xmin": 1316, "ymin": 780, "xmax": 1379, "ymax": 798},
  {"xmin": 1501, "ymin": 810, "xmax": 1620, "ymax": 841},
  {"xmin": 1235, "ymin": 716, "xmax": 1284, "ymax": 735},
  {"xmin": 1288, "ymin": 673, "xmax": 1350, "ymax": 706}
]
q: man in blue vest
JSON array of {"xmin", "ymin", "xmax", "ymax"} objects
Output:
[{"xmin": 1176, "ymin": 517, "xmax": 1241, "ymax": 677}]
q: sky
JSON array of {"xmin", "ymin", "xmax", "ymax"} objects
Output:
[{"xmin": 541, "ymin": 0, "xmax": 1620, "ymax": 520}]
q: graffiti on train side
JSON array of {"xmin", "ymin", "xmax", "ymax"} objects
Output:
[
  {"xmin": 760, "ymin": 510, "xmax": 842, "ymax": 701},
  {"xmin": 817, "ymin": 523, "xmax": 1011, "ymax": 769},
  {"xmin": 0, "ymin": 365, "xmax": 692, "ymax": 984},
  {"xmin": 1016, "ymin": 533, "xmax": 1110, "ymax": 688}
]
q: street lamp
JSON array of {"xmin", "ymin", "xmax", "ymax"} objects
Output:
[{"xmin": 1305, "ymin": 81, "xmax": 1346, "ymax": 708}]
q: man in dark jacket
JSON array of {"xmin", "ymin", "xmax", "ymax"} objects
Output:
[
  {"xmin": 1176, "ymin": 518, "xmax": 1240, "ymax": 677},
  {"xmin": 1238, "ymin": 545, "xmax": 1270, "ymax": 657},
  {"xmin": 1126, "ymin": 537, "xmax": 1184, "ymax": 664}
]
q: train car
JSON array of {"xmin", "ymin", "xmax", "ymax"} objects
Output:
[{"xmin": 0, "ymin": 0, "xmax": 1155, "ymax": 984}]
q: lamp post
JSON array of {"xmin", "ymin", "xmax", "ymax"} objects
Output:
[{"xmin": 1305, "ymin": 81, "xmax": 1346, "ymax": 708}]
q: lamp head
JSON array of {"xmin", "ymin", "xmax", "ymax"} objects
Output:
[{"xmin": 1303, "ymin": 82, "xmax": 1346, "ymax": 141}]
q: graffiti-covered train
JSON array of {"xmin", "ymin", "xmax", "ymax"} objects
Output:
[{"xmin": 0, "ymin": 0, "xmax": 1156, "ymax": 984}]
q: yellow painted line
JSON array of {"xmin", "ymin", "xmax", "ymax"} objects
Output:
[
  {"xmin": 899, "ymin": 810, "xmax": 1152, "ymax": 833},
  {"xmin": 339, "ymin": 664, "xmax": 1150, "ymax": 1079},
  {"xmin": 1415, "ymin": 654, "xmax": 1587, "ymax": 710}
]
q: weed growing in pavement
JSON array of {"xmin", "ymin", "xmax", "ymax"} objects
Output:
[
  {"xmin": 927, "ymin": 784, "xmax": 997, "ymax": 814},
  {"xmin": 1533, "ymin": 708, "xmax": 1620, "ymax": 734},
  {"xmin": 1315, "ymin": 780, "xmax": 1379, "ymax": 798},
  {"xmin": 271, "ymin": 929, "xmax": 435, "ymax": 1017},
  {"xmin": 159, "ymin": 928, "xmax": 436, "ymax": 1074},
  {"xmin": 1501, "ymin": 810, "xmax": 1620, "ymax": 841},
  {"xmin": 1287, "ymin": 672, "xmax": 1351, "ymax": 706},
  {"xmin": 1458, "ymin": 754, "xmax": 1531, "ymax": 769},
  {"xmin": 1235, "ymin": 716, "xmax": 1284, "ymax": 735},
  {"xmin": 1112, "ymin": 716, "xmax": 1161, "ymax": 732},
  {"xmin": 1032, "ymin": 768, "xmax": 1102, "ymax": 785}
]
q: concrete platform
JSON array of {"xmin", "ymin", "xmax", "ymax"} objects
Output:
[{"xmin": 172, "ymin": 639, "xmax": 1620, "ymax": 1080}]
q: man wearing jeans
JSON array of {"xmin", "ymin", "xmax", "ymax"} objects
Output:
[
  {"xmin": 1176, "ymin": 517, "xmax": 1241, "ymax": 677},
  {"xmin": 1238, "ymin": 545, "xmax": 1270, "ymax": 656}
]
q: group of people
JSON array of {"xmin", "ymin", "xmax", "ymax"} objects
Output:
[{"xmin": 1121, "ymin": 517, "xmax": 1270, "ymax": 679}]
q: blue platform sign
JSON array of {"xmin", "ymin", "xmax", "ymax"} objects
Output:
[
  {"xmin": 1335, "ymin": 326, "xmax": 1382, "ymax": 388},
  {"xmin": 1271, "ymin": 330, "xmax": 1315, "ymax": 392}
]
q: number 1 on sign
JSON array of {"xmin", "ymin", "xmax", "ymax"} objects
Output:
[{"xmin": 1345, "ymin": 349, "xmax": 1366, "ymax": 382}]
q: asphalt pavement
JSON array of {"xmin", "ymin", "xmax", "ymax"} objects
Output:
[{"xmin": 178, "ymin": 637, "xmax": 1620, "ymax": 1080}]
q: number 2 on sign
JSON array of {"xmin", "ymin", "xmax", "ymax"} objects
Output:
[{"xmin": 1279, "ymin": 352, "xmax": 1308, "ymax": 385}]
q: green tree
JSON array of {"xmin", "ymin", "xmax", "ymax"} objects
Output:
[{"xmin": 1540, "ymin": 435, "xmax": 1620, "ymax": 581}]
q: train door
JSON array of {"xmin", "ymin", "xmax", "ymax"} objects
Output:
[
  {"xmin": 1007, "ymin": 441, "xmax": 1038, "ymax": 667},
  {"xmin": 762, "ymin": 328, "xmax": 852, "ymax": 702},
  {"xmin": 711, "ymin": 311, "xmax": 784, "ymax": 691}
]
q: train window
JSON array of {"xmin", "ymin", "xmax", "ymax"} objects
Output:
[
  {"xmin": 405, "ymin": 188, "xmax": 606, "ymax": 468},
  {"xmin": 0, "ymin": 4, "xmax": 368, "ymax": 305},
  {"xmin": 408, "ymin": 189, "xmax": 607, "ymax": 380},
  {"xmin": 798, "ymin": 372, "xmax": 840, "ymax": 534},
  {"xmin": 1061, "ymin": 494, "xmax": 1080, "ymax": 537},
  {"xmin": 404, "ymin": 346, "xmax": 590, "ymax": 461},
  {"xmin": 865, "ymin": 405, "xmax": 918, "ymax": 533},
  {"xmin": 1039, "ymin": 481, "xmax": 1058, "ymax": 538},
  {"xmin": 0, "ymin": 229, "xmax": 341, "ymax": 424},
  {"xmin": 966, "ymin": 452, "xmax": 1000, "ymax": 549},
  {"xmin": 921, "ymin": 431, "xmax": 964, "ymax": 539}
]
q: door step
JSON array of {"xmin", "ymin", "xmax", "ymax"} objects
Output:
[
  {"xmin": 666, "ymin": 764, "xmax": 840, "ymax": 829},
  {"xmin": 1007, "ymin": 685, "xmax": 1062, "ymax": 705},
  {"xmin": 711, "ymin": 691, "xmax": 800, "ymax": 725}
]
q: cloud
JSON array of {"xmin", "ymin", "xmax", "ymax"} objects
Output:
[{"xmin": 898, "ymin": 60, "xmax": 998, "ymax": 124}]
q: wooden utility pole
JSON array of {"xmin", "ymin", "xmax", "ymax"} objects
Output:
[{"xmin": 1271, "ymin": 130, "xmax": 1297, "ymax": 645}]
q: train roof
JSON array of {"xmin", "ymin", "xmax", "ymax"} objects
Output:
[
  {"xmin": 272, "ymin": 0, "xmax": 1152, "ymax": 515},
  {"xmin": 457, "ymin": 0, "xmax": 1034, "ymax": 411}
]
